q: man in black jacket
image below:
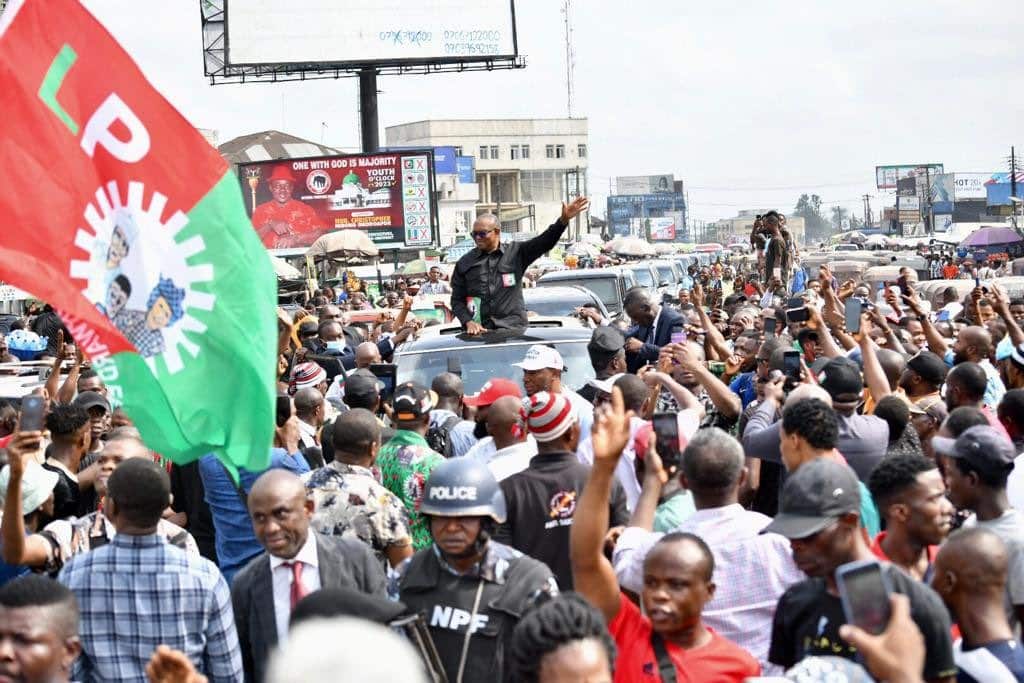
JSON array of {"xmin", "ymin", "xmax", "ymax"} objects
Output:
[
  {"xmin": 231, "ymin": 469, "xmax": 386, "ymax": 683},
  {"xmin": 452, "ymin": 197, "xmax": 589, "ymax": 334},
  {"xmin": 495, "ymin": 391, "xmax": 629, "ymax": 590},
  {"xmin": 622, "ymin": 287, "xmax": 686, "ymax": 373}
]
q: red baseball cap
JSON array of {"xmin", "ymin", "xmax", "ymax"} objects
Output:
[{"xmin": 464, "ymin": 378, "xmax": 522, "ymax": 407}]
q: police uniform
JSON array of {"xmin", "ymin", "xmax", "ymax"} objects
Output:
[
  {"xmin": 398, "ymin": 453, "xmax": 557, "ymax": 682},
  {"xmin": 399, "ymin": 542, "xmax": 556, "ymax": 682}
]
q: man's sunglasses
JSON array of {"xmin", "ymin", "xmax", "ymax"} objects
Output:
[{"xmin": 472, "ymin": 229, "xmax": 496, "ymax": 240}]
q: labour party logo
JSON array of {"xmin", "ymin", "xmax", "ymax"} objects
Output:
[
  {"xmin": 306, "ymin": 170, "xmax": 332, "ymax": 195},
  {"xmin": 69, "ymin": 181, "xmax": 215, "ymax": 375}
]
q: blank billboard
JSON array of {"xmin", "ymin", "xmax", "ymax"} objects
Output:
[{"xmin": 225, "ymin": 0, "xmax": 517, "ymax": 66}]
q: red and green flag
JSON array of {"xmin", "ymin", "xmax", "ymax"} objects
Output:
[{"xmin": 0, "ymin": 0, "xmax": 276, "ymax": 473}]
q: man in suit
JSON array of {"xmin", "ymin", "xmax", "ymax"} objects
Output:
[
  {"xmin": 623, "ymin": 287, "xmax": 685, "ymax": 373},
  {"xmin": 231, "ymin": 469, "xmax": 387, "ymax": 683}
]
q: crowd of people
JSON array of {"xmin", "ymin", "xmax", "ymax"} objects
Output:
[{"xmin": 4, "ymin": 200, "xmax": 1024, "ymax": 682}]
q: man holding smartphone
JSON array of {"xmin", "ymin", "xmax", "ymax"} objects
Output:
[{"xmin": 766, "ymin": 459, "xmax": 956, "ymax": 682}]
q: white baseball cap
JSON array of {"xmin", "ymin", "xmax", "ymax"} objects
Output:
[
  {"xmin": 0, "ymin": 462, "xmax": 59, "ymax": 516},
  {"xmin": 513, "ymin": 345, "xmax": 565, "ymax": 372},
  {"xmin": 587, "ymin": 373, "xmax": 626, "ymax": 394}
]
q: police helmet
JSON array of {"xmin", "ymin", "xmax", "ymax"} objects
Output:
[{"xmin": 420, "ymin": 458, "xmax": 507, "ymax": 523}]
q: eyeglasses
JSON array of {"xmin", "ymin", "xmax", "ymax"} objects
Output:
[{"xmin": 471, "ymin": 229, "xmax": 496, "ymax": 240}]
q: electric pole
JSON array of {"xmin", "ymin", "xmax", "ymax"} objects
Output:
[
  {"xmin": 862, "ymin": 194, "xmax": 873, "ymax": 228},
  {"xmin": 562, "ymin": 0, "xmax": 575, "ymax": 118}
]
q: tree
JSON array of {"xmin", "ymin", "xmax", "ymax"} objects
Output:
[
  {"xmin": 794, "ymin": 193, "xmax": 830, "ymax": 243},
  {"xmin": 830, "ymin": 206, "xmax": 849, "ymax": 232}
]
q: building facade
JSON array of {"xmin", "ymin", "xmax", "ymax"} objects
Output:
[{"xmin": 385, "ymin": 118, "xmax": 589, "ymax": 242}]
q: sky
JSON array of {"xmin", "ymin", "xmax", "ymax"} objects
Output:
[{"xmin": 79, "ymin": 0, "xmax": 1024, "ymax": 225}]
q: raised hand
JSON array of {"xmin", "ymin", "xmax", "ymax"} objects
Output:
[
  {"xmin": 561, "ymin": 196, "xmax": 590, "ymax": 223},
  {"xmin": 591, "ymin": 386, "xmax": 633, "ymax": 467}
]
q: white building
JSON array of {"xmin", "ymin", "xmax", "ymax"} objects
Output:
[{"xmin": 385, "ymin": 118, "xmax": 589, "ymax": 243}]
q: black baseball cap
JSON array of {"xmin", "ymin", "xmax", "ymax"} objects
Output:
[
  {"xmin": 392, "ymin": 382, "xmax": 437, "ymax": 421},
  {"xmin": 906, "ymin": 351, "xmax": 948, "ymax": 387},
  {"xmin": 763, "ymin": 458, "xmax": 861, "ymax": 539},
  {"xmin": 587, "ymin": 326, "xmax": 624, "ymax": 369},
  {"xmin": 932, "ymin": 425, "xmax": 1016, "ymax": 476},
  {"xmin": 74, "ymin": 391, "xmax": 110, "ymax": 414},
  {"xmin": 297, "ymin": 320, "xmax": 319, "ymax": 337},
  {"xmin": 343, "ymin": 371, "xmax": 381, "ymax": 406},
  {"xmin": 817, "ymin": 357, "xmax": 863, "ymax": 403}
]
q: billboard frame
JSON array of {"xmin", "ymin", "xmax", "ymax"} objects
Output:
[{"xmin": 200, "ymin": 0, "xmax": 525, "ymax": 85}]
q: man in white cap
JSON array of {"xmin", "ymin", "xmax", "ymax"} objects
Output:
[{"xmin": 514, "ymin": 344, "xmax": 593, "ymax": 438}]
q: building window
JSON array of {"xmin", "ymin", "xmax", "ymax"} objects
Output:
[
  {"xmin": 521, "ymin": 170, "xmax": 567, "ymax": 202},
  {"xmin": 521, "ymin": 145, "xmax": 530, "ymax": 159},
  {"xmin": 510, "ymin": 146, "xmax": 520, "ymax": 160},
  {"xmin": 479, "ymin": 145, "xmax": 488, "ymax": 160},
  {"xmin": 546, "ymin": 145, "xmax": 555, "ymax": 159},
  {"xmin": 577, "ymin": 144, "xmax": 587, "ymax": 158},
  {"xmin": 510, "ymin": 145, "xmax": 530, "ymax": 161},
  {"xmin": 454, "ymin": 146, "xmax": 463, "ymax": 156},
  {"xmin": 555, "ymin": 144, "xmax": 565, "ymax": 159},
  {"xmin": 489, "ymin": 145, "xmax": 499, "ymax": 159}
]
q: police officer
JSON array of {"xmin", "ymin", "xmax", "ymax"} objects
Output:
[
  {"xmin": 398, "ymin": 458, "xmax": 558, "ymax": 683},
  {"xmin": 452, "ymin": 197, "xmax": 590, "ymax": 335}
]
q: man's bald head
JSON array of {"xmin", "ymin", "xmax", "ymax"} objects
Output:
[
  {"xmin": 431, "ymin": 372, "xmax": 464, "ymax": 400},
  {"xmin": 784, "ymin": 384, "xmax": 832, "ymax": 409},
  {"xmin": 876, "ymin": 349, "xmax": 906, "ymax": 391},
  {"xmin": 935, "ymin": 527, "xmax": 1008, "ymax": 598},
  {"xmin": 250, "ymin": 468, "xmax": 306, "ymax": 503},
  {"xmin": 473, "ymin": 213, "xmax": 499, "ymax": 231},
  {"xmin": 959, "ymin": 325, "xmax": 993, "ymax": 357},
  {"xmin": 486, "ymin": 396, "xmax": 526, "ymax": 448},
  {"xmin": 354, "ymin": 342, "xmax": 381, "ymax": 368},
  {"xmin": 293, "ymin": 387, "xmax": 324, "ymax": 419}
]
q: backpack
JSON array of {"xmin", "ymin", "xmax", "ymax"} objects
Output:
[{"xmin": 426, "ymin": 414, "xmax": 461, "ymax": 458}]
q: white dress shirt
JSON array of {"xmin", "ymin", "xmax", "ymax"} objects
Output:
[
  {"xmin": 269, "ymin": 533, "xmax": 321, "ymax": 642},
  {"xmin": 297, "ymin": 419, "xmax": 319, "ymax": 450},
  {"xmin": 484, "ymin": 440, "xmax": 538, "ymax": 482}
]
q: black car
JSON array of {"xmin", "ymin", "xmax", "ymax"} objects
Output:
[
  {"xmin": 523, "ymin": 286, "xmax": 610, "ymax": 320},
  {"xmin": 395, "ymin": 321, "xmax": 596, "ymax": 395}
]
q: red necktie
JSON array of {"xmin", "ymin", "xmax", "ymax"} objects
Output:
[{"xmin": 287, "ymin": 561, "xmax": 307, "ymax": 609}]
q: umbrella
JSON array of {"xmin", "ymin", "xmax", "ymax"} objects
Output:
[
  {"xmin": 305, "ymin": 229, "xmax": 379, "ymax": 260},
  {"xmin": 399, "ymin": 259, "xmax": 430, "ymax": 275},
  {"xmin": 960, "ymin": 226, "xmax": 1023, "ymax": 248},
  {"xmin": 566, "ymin": 243, "xmax": 600, "ymax": 258},
  {"xmin": 270, "ymin": 256, "xmax": 302, "ymax": 279},
  {"xmin": 611, "ymin": 236, "xmax": 656, "ymax": 257}
]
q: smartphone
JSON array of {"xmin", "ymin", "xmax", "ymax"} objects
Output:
[
  {"xmin": 844, "ymin": 298, "xmax": 862, "ymax": 334},
  {"xmin": 771, "ymin": 267, "xmax": 781, "ymax": 280},
  {"xmin": 670, "ymin": 330, "xmax": 687, "ymax": 344},
  {"xmin": 786, "ymin": 306, "xmax": 809, "ymax": 323},
  {"xmin": 836, "ymin": 560, "xmax": 892, "ymax": 635},
  {"xmin": 652, "ymin": 413, "xmax": 682, "ymax": 472},
  {"xmin": 783, "ymin": 350, "xmax": 801, "ymax": 382},
  {"xmin": 764, "ymin": 317, "xmax": 777, "ymax": 337},
  {"xmin": 19, "ymin": 395, "xmax": 45, "ymax": 432},
  {"xmin": 275, "ymin": 394, "xmax": 292, "ymax": 427},
  {"xmin": 369, "ymin": 363, "xmax": 398, "ymax": 401}
]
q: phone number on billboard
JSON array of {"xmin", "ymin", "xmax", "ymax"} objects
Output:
[
  {"xmin": 443, "ymin": 30, "xmax": 502, "ymax": 41},
  {"xmin": 445, "ymin": 42, "xmax": 501, "ymax": 55}
]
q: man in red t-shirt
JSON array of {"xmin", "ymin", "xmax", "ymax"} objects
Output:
[
  {"xmin": 866, "ymin": 453, "xmax": 952, "ymax": 582},
  {"xmin": 570, "ymin": 389, "xmax": 760, "ymax": 682}
]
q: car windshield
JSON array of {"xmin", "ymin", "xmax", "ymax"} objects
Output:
[
  {"xmin": 397, "ymin": 340, "xmax": 595, "ymax": 394},
  {"xmin": 541, "ymin": 278, "xmax": 618, "ymax": 307},
  {"xmin": 524, "ymin": 294, "xmax": 588, "ymax": 317},
  {"xmin": 630, "ymin": 267, "xmax": 655, "ymax": 288},
  {"xmin": 655, "ymin": 265, "xmax": 675, "ymax": 283}
]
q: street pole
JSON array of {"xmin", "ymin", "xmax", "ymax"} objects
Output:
[
  {"xmin": 358, "ymin": 68, "xmax": 379, "ymax": 153},
  {"xmin": 574, "ymin": 165, "xmax": 581, "ymax": 241}
]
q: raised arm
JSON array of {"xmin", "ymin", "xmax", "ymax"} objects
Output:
[
  {"xmin": 690, "ymin": 284, "xmax": 731, "ymax": 361},
  {"xmin": 571, "ymin": 387, "xmax": 632, "ymax": 624},
  {"xmin": 671, "ymin": 344, "xmax": 740, "ymax": 420},
  {"xmin": 0, "ymin": 431, "xmax": 54, "ymax": 567},
  {"xmin": 520, "ymin": 198, "xmax": 588, "ymax": 266},
  {"xmin": 989, "ymin": 283, "xmax": 1024, "ymax": 348},
  {"xmin": 628, "ymin": 440, "xmax": 666, "ymax": 532},
  {"xmin": 903, "ymin": 286, "xmax": 947, "ymax": 356},
  {"xmin": 858, "ymin": 315, "xmax": 891, "ymax": 402}
]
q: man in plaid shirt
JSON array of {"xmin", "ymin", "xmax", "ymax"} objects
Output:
[{"xmin": 59, "ymin": 458, "xmax": 242, "ymax": 682}]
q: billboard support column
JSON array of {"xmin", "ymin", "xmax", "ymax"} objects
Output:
[{"xmin": 359, "ymin": 68, "xmax": 379, "ymax": 153}]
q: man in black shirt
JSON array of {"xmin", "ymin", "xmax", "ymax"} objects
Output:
[
  {"xmin": 452, "ymin": 197, "xmax": 589, "ymax": 334},
  {"xmin": 766, "ymin": 458, "xmax": 956, "ymax": 683},
  {"xmin": 578, "ymin": 326, "xmax": 627, "ymax": 405},
  {"xmin": 495, "ymin": 391, "xmax": 628, "ymax": 590},
  {"xmin": 41, "ymin": 404, "xmax": 96, "ymax": 520}
]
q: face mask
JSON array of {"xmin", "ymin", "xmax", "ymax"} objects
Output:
[{"xmin": 325, "ymin": 340, "xmax": 346, "ymax": 352}]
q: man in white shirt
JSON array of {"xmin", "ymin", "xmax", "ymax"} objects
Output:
[
  {"xmin": 613, "ymin": 428, "xmax": 804, "ymax": 674},
  {"xmin": 417, "ymin": 266, "xmax": 452, "ymax": 295},
  {"xmin": 462, "ymin": 378, "xmax": 526, "ymax": 462},
  {"xmin": 231, "ymin": 470, "xmax": 387, "ymax": 683},
  {"xmin": 471, "ymin": 396, "xmax": 537, "ymax": 481}
]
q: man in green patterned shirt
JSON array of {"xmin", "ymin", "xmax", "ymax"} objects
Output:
[{"xmin": 376, "ymin": 382, "xmax": 446, "ymax": 549}]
